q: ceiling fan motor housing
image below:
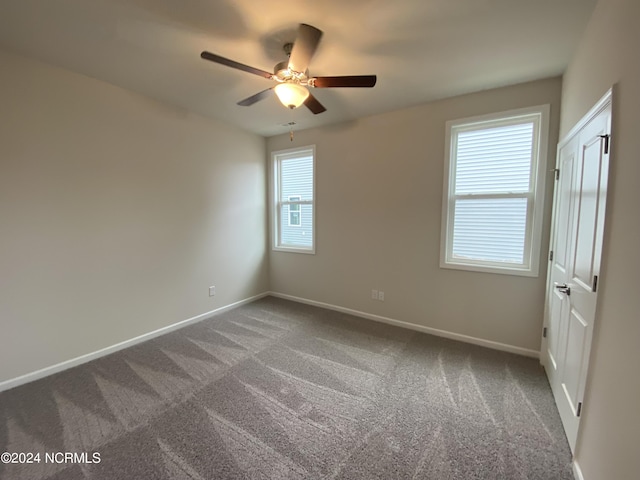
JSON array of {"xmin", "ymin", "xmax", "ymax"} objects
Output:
[
  {"xmin": 274, "ymin": 60, "xmax": 309, "ymax": 84},
  {"xmin": 274, "ymin": 60, "xmax": 289, "ymax": 76}
]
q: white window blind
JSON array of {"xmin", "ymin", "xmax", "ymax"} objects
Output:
[
  {"xmin": 441, "ymin": 106, "xmax": 549, "ymax": 276},
  {"xmin": 272, "ymin": 146, "xmax": 315, "ymax": 253}
]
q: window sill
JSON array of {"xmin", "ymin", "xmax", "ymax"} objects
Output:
[
  {"xmin": 273, "ymin": 246, "xmax": 316, "ymax": 255},
  {"xmin": 440, "ymin": 260, "xmax": 539, "ymax": 277}
]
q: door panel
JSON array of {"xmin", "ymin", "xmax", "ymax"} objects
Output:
[
  {"xmin": 562, "ymin": 308, "xmax": 588, "ymax": 412},
  {"xmin": 573, "ymin": 136, "xmax": 604, "ymax": 289},
  {"xmin": 547, "ymin": 289, "xmax": 564, "ymax": 370},
  {"xmin": 554, "ymin": 150, "xmax": 575, "ymax": 272},
  {"xmin": 542, "ymin": 91, "xmax": 611, "ymax": 453}
]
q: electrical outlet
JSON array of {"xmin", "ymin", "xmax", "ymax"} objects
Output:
[
  {"xmin": 371, "ymin": 289, "xmax": 378, "ymax": 300},
  {"xmin": 209, "ymin": 286, "xmax": 216, "ymax": 297},
  {"xmin": 378, "ymin": 291, "xmax": 384, "ymax": 301}
]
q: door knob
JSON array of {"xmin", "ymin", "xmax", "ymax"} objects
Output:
[{"xmin": 554, "ymin": 283, "xmax": 571, "ymax": 295}]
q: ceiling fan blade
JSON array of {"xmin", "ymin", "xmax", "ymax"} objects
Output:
[
  {"xmin": 311, "ymin": 75, "xmax": 377, "ymax": 88},
  {"xmin": 288, "ymin": 24, "xmax": 323, "ymax": 74},
  {"xmin": 237, "ymin": 88, "xmax": 274, "ymax": 106},
  {"xmin": 201, "ymin": 51, "xmax": 273, "ymax": 79},
  {"xmin": 304, "ymin": 93, "xmax": 327, "ymax": 115}
]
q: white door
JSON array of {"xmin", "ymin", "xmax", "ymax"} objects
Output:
[
  {"xmin": 542, "ymin": 90, "xmax": 611, "ymax": 452},
  {"xmin": 545, "ymin": 136, "xmax": 577, "ymax": 392}
]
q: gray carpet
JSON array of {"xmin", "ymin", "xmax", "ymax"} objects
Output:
[{"xmin": 0, "ymin": 296, "xmax": 573, "ymax": 480}]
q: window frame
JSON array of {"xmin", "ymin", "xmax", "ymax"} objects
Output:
[
  {"xmin": 440, "ymin": 105, "xmax": 550, "ymax": 277},
  {"xmin": 271, "ymin": 145, "xmax": 316, "ymax": 254}
]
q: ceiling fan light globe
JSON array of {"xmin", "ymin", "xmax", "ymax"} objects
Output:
[{"xmin": 274, "ymin": 83, "xmax": 309, "ymax": 109}]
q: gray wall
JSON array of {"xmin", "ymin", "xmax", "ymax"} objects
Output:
[
  {"xmin": 267, "ymin": 77, "xmax": 562, "ymax": 353},
  {"xmin": 0, "ymin": 50, "xmax": 269, "ymax": 384},
  {"xmin": 559, "ymin": 0, "xmax": 640, "ymax": 477}
]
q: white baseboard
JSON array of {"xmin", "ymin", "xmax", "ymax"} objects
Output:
[
  {"xmin": 0, "ymin": 292, "xmax": 269, "ymax": 393},
  {"xmin": 1, "ymin": 290, "xmax": 539, "ymax": 393},
  {"xmin": 269, "ymin": 292, "xmax": 540, "ymax": 358},
  {"xmin": 573, "ymin": 459, "xmax": 585, "ymax": 480}
]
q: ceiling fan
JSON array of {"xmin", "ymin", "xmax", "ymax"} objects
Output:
[{"xmin": 200, "ymin": 23, "xmax": 377, "ymax": 114}]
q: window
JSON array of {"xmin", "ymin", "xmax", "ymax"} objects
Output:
[
  {"xmin": 271, "ymin": 146, "xmax": 315, "ymax": 253},
  {"xmin": 440, "ymin": 106, "xmax": 549, "ymax": 276},
  {"xmin": 288, "ymin": 196, "xmax": 301, "ymax": 226}
]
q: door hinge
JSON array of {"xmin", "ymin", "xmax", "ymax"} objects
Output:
[
  {"xmin": 549, "ymin": 250, "xmax": 554, "ymax": 262},
  {"xmin": 576, "ymin": 402, "xmax": 583, "ymax": 417},
  {"xmin": 554, "ymin": 168, "xmax": 560, "ymax": 180},
  {"xmin": 543, "ymin": 327, "xmax": 547, "ymax": 338},
  {"xmin": 593, "ymin": 275, "xmax": 598, "ymax": 292},
  {"xmin": 599, "ymin": 134, "xmax": 610, "ymax": 154}
]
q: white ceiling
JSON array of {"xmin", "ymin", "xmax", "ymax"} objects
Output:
[{"xmin": 0, "ymin": 0, "xmax": 596, "ymax": 137}]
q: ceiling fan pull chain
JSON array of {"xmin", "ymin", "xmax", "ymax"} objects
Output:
[{"xmin": 289, "ymin": 110, "xmax": 294, "ymax": 141}]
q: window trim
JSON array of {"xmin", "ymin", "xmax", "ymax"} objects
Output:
[
  {"xmin": 271, "ymin": 145, "xmax": 316, "ymax": 254},
  {"xmin": 440, "ymin": 105, "xmax": 550, "ymax": 277}
]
